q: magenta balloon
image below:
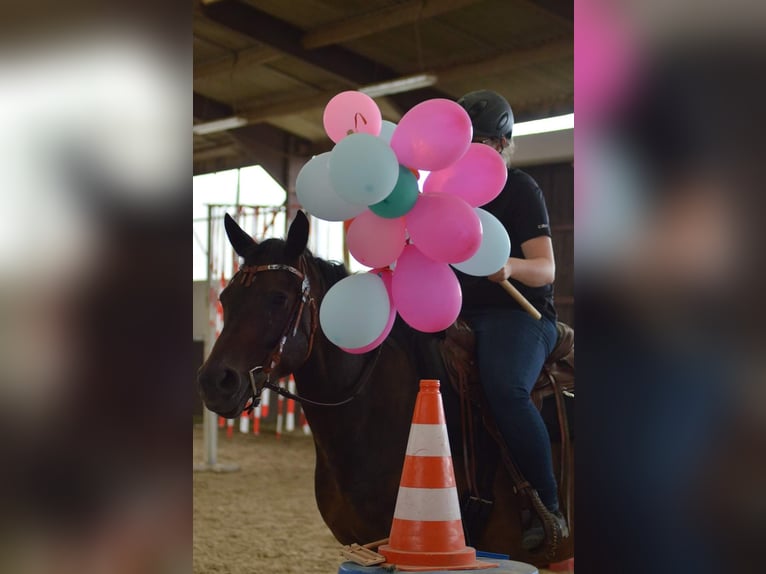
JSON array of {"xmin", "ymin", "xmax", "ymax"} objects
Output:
[
  {"xmin": 392, "ymin": 245, "xmax": 462, "ymax": 333},
  {"xmin": 323, "ymin": 91, "xmax": 383, "ymax": 143},
  {"xmin": 423, "ymin": 143, "xmax": 509, "ymax": 207},
  {"xmin": 405, "ymin": 193, "xmax": 482, "ymax": 263},
  {"xmin": 346, "ymin": 211, "xmax": 407, "ymax": 268},
  {"xmin": 342, "ymin": 269, "xmax": 395, "ymax": 354},
  {"xmin": 390, "ymin": 99, "xmax": 473, "ymax": 171}
]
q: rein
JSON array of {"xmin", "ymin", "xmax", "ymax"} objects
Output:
[
  {"xmin": 236, "ymin": 259, "xmax": 380, "ymax": 409},
  {"xmin": 263, "ymin": 345, "xmax": 382, "ymax": 408}
]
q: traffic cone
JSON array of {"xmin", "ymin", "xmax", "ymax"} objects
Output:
[
  {"xmin": 378, "ymin": 380, "xmax": 494, "ymax": 571},
  {"xmin": 226, "ymin": 417, "xmax": 234, "ymax": 439}
]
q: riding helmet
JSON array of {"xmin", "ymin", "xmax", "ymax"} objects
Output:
[{"xmin": 457, "ymin": 90, "xmax": 514, "ymax": 140}]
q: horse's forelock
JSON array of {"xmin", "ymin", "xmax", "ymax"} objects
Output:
[{"xmin": 242, "ymin": 238, "xmax": 289, "ymax": 266}]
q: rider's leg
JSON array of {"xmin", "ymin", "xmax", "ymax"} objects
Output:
[{"xmin": 462, "ymin": 307, "xmax": 560, "ymax": 511}]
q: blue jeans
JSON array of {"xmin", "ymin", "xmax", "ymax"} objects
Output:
[{"xmin": 461, "ymin": 307, "xmax": 560, "ymax": 511}]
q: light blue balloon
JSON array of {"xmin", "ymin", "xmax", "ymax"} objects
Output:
[
  {"xmin": 328, "ymin": 133, "xmax": 400, "ymax": 206},
  {"xmin": 451, "ymin": 208, "xmax": 511, "ymax": 276},
  {"xmin": 319, "ymin": 274, "xmax": 391, "ymax": 348},
  {"xmin": 378, "ymin": 120, "xmax": 397, "ymax": 144},
  {"xmin": 296, "ymin": 152, "xmax": 367, "ymax": 221}
]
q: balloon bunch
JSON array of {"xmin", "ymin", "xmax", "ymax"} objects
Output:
[{"xmin": 297, "ymin": 91, "xmax": 511, "ymax": 353}]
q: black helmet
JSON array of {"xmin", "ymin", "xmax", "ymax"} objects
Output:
[{"xmin": 457, "ymin": 90, "xmax": 514, "ymax": 140}]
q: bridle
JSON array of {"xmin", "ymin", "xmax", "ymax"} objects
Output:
[{"xmin": 232, "ymin": 259, "xmax": 380, "ymax": 409}]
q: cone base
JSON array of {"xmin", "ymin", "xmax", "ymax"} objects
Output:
[{"xmin": 379, "ymin": 544, "xmax": 496, "ymax": 571}]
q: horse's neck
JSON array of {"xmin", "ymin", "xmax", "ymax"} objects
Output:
[{"xmin": 294, "ymin": 337, "xmax": 418, "ymax": 480}]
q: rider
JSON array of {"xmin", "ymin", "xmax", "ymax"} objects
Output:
[{"xmin": 455, "ymin": 90, "xmax": 568, "ymax": 550}]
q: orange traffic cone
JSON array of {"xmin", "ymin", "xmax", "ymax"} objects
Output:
[{"xmin": 378, "ymin": 380, "xmax": 494, "ymax": 571}]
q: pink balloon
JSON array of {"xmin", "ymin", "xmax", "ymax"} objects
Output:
[
  {"xmin": 323, "ymin": 91, "xmax": 383, "ymax": 143},
  {"xmin": 390, "ymin": 99, "xmax": 473, "ymax": 171},
  {"xmin": 347, "ymin": 211, "xmax": 407, "ymax": 268},
  {"xmin": 392, "ymin": 245, "xmax": 462, "ymax": 333},
  {"xmin": 405, "ymin": 193, "xmax": 482, "ymax": 263},
  {"xmin": 423, "ymin": 143, "xmax": 508, "ymax": 207},
  {"xmin": 342, "ymin": 269, "xmax": 395, "ymax": 354}
]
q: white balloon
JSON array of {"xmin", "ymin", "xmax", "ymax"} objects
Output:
[
  {"xmin": 329, "ymin": 133, "xmax": 400, "ymax": 206},
  {"xmin": 451, "ymin": 208, "xmax": 511, "ymax": 276},
  {"xmin": 319, "ymin": 273, "xmax": 391, "ymax": 348},
  {"xmin": 296, "ymin": 153, "xmax": 367, "ymax": 221},
  {"xmin": 377, "ymin": 120, "xmax": 397, "ymax": 144}
]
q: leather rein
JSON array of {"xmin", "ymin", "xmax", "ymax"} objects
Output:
[{"xmin": 233, "ymin": 260, "xmax": 380, "ymax": 409}]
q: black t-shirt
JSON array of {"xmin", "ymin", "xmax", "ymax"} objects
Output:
[{"xmin": 457, "ymin": 168, "xmax": 557, "ymax": 321}]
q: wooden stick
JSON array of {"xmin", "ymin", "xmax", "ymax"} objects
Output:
[
  {"xmin": 362, "ymin": 538, "xmax": 389, "ymax": 550},
  {"xmin": 499, "ymin": 279, "xmax": 542, "ymax": 320}
]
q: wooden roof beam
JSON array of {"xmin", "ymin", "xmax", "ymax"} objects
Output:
[
  {"xmin": 194, "ymin": 45, "xmax": 281, "ymax": 80},
  {"xmin": 200, "ymin": 0, "xmax": 451, "ymax": 112},
  {"xmin": 516, "ymin": 0, "xmax": 573, "ymax": 30},
  {"xmin": 238, "ymin": 41, "xmax": 570, "ymax": 124},
  {"xmin": 194, "ymin": 91, "xmax": 234, "ymax": 121},
  {"xmin": 301, "ymin": 0, "xmax": 483, "ymax": 50},
  {"xmin": 437, "ymin": 40, "xmax": 571, "ymax": 83}
]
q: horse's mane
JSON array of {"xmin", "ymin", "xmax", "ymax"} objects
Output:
[{"xmin": 311, "ymin": 255, "xmax": 349, "ymax": 290}]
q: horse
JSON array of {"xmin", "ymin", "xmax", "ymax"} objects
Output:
[{"xmin": 198, "ymin": 211, "xmax": 574, "ymax": 567}]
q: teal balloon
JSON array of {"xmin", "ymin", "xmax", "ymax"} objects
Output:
[{"xmin": 370, "ymin": 164, "xmax": 419, "ymax": 218}]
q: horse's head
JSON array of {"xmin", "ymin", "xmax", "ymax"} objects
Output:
[{"xmin": 198, "ymin": 211, "xmax": 315, "ymax": 418}]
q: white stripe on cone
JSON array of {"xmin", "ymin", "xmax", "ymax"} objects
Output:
[
  {"xmin": 405, "ymin": 424, "xmax": 452, "ymax": 457},
  {"xmin": 239, "ymin": 411, "xmax": 249, "ymax": 434},
  {"xmin": 393, "ymin": 487, "xmax": 462, "ymax": 522}
]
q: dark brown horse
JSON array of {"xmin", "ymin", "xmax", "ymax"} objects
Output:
[{"xmin": 198, "ymin": 212, "xmax": 573, "ymax": 566}]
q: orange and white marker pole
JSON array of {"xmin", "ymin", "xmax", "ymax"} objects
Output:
[
  {"xmin": 285, "ymin": 376, "xmax": 296, "ymax": 432},
  {"xmin": 260, "ymin": 388, "xmax": 270, "ymax": 419},
  {"xmin": 252, "ymin": 402, "xmax": 261, "ymax": 436},
  {"xmin": 225, "ymin": 417, "xmax": 234, "ymax": 439},
  {"xmin": 239, "ymin": 409, "xmax": 250, "ymax": 434},
  {"xmin": 275, "ymin": 381, "xmax": 285, "ymax": 440}
]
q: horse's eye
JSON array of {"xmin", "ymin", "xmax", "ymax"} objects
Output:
[{"xmin": 268, "ymin": 292, "xmax": 289, "ymax": 307}]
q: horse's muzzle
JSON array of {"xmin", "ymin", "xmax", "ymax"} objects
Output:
[{"xmin": 198, "ymin": 364, "xmax": 249, "ymax": 417}]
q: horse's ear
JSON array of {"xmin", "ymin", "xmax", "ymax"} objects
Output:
[
  {"xmin": 224, "ymin": 213, "xmax": 257, "ymax": 258},
  {"xmin": 285, "ymin": 211, "xmax": 309, "ymax": 260}
]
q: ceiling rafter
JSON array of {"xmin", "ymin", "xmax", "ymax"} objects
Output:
[
  {"xmin": 194, "ymin": 45, "xmax": 282, "ymax": 80},
  {"xmin": 436, "ymin": 40, "xmax": 571, "ymax": 83},
  {"xmin": 196, "ymin": 40, "xmax": 570, "ymax": 128},
  {"xmin": 194, "ymin": 91, "xmax": 233, "ymax": 121},
  {"xmin": 200, "ymin": 0, "xmax": 450, "ymax": 113},
  {"xmin": 518, "ymin": 0, "xmax": 573, "ymax": 28},
  {"xmin": 301, "ymin": 0, "xmax": 483, "ymax": 50}
]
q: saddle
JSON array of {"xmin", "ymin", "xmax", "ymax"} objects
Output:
[{"xmin": 439, "ymin": 319, "xmax": 575, "ymax": 560}]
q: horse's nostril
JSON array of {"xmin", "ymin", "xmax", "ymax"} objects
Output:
[
  {"xmin": 199, "ymin": 366, "xmax": 240, "ymax": 397},
  {"xmin": 218, "ymin": 368, "xmax": 239, "ymax": 394}
]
